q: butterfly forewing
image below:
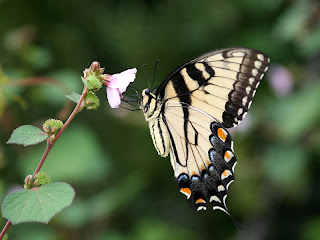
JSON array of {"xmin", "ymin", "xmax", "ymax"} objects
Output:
[{"xmin": 158, "ymin": 48, "xmax": 270, "ymax": 128}]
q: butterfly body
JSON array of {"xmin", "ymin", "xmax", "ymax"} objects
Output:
[
  {"xmin": 140, "ymin": 47, "xmax": 269, "ymax": 216},
  {"xmin": 141, "ymin": 89, "xmax": 170, "ymax": 157}
]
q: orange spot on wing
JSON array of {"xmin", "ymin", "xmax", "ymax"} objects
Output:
[
  {"xmin": 195, "ymin": 198, "xmax": 206, "ymax": 204},
  {"xmin": 224, "ymin": 151, "xmax": 230, "ymax": 161},
  {"xmin": 180, "ymin": 188, "xmax": 191, "ymax": 196},
  {"xmin": 217, "ymin": 128, "xmax": 227, "ymax": 141},
  {"xmin": 222, "ymin": 170, "xmax": 228, "ymax": 177}
]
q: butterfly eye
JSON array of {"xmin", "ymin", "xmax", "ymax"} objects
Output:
[{"xmin": 144, "ymin": 89, "xmax": 150, "ymax": 95}]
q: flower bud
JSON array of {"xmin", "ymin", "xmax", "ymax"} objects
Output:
[
  {"xmin": 24, "ymin": 175, "xmax": 34, "ymax": 189},
  {"xmin": 43, "ymin": 126, "xmax": 50, "ymax": 134},
  {"xmin": 35, "ymin": 171, "xmax": 52, "ymax": 186},
  {"xmin": 43, "ymin": 119, "xmax": 63, "ymax": 134},
  {"xmin": 91, "ymin": 61, "xmax": 100, "ymax": 72},
  {"xmin": 51, "ymin": 126, "xmax": 57, "ymax": 133},
  {"xmin": 86, "ymin": 75, "xmax": 103, "ymax": 91},
  {"xmin": 90, "ymin": 61, "xmax": 105, "ymax": 75},
  {"xmin": 84, "ymin": 91, "xmax": 100, "ymax": 110}
]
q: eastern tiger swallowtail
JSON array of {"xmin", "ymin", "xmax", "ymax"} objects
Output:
[{"xmin": 139, "ymin": 47, "xmax": 269, "ymax": 228}]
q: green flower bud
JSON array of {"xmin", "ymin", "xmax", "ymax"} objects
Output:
[
  {"xmin": 82, "ymin": 62, "xmax": 106, "ymax": 90},
  {"xmin": 24, "ymin": 175, "xmax": 34, "ymax": 189},
  {"xmin": 84, "ymin": 91, "xmax": 100, "ymax": 110},
  {"xmin": 43, "ymin": 119, "xmax": 63, "ymax": 134},
  {"xmin": 86, "ymin": 75, "xmax": 103, "ymax": 91},
  {"xmin": 34, "ymin": 171, "xmax": 52, "ymax": 186}
]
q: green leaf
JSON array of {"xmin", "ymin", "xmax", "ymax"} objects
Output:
[
  {"xmin": 1, "ymin": 182, "xmax": 75, "ymax": 224},
  {"xmin": 65, "ymin": 92, "xmax": 82, "ymax": 104},
  {"xmin": 3, "ymin": 234, "xmax": 8, "ymax": 240},
  {"xmin": 6, "ymin": 125, "xmax": 47, "ymax": 146}
]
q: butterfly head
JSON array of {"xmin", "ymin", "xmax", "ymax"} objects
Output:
[{"xmin": 140, "ymin": 88, "xmax": 160, "ymax": 121}]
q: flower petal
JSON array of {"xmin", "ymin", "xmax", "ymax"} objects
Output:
[
  {"xmin": 118, "ymin": 87, "xmax": 127, "ymax": 94},
  {"xmin": 108, "ymin": 68, "xmax": 137, "ymax": 89},
  {"xmin": 107, "ymin": 87, "xmax": 121, "ymax": 108}
]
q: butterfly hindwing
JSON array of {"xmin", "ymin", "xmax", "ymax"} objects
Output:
[{"xmin": 163, "ymin": 102, "xmax": 236, "ymax": 213}]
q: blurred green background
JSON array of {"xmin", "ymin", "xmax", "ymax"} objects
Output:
[{"xmin": 1, "ymin": 0, "xmax": 320, "ymax": 239}]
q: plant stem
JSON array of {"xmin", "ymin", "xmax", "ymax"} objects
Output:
[
  {"xmin": 32, "ymin": 142, "xmax": 53, "ymax": 177},
  {"xmin": 0, "ymin": 221, "xmax": 11, "ymax": 239},
  {"xmin": 0, "ymin": 86, "xmax": 88, "ymax": 239}
]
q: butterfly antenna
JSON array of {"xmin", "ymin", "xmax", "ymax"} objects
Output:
[
  {"xmin": 151, "ymin": 60, "xmax": 161, "ymax": 89},
  {"xmin": 123, "ymin": 93, "xmax": 142, "ymax": 97},
  {"xmin": 142, "ymin": 64, "xmax": 151, "ymax": 89},
  {"xmin": 122, "ymin": 98, "xmax": 140, "ymax": 107},
  {"xmin": 129, "ymin": 85, "xmax": 141, "ymax": 95},
  {"xmin": 123, "ymin": 98, "xmax": 140, "ymax": 104},
  {"xmin": 119, "ymin": 105, "xmax": 140, "ymax": 111},
  {"xmin": 122, "ymin": 96, "xmax": 140, "ymax": 102}
]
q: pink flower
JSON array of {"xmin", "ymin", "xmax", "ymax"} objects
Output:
[{"xmin": 104, "ymin": 68, "xmax": 137, "ymax": 108}]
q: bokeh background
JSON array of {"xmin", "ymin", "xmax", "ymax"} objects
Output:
[{"xmin": 1, "ymin": 0, "xmax": 320, "ymax": 239}]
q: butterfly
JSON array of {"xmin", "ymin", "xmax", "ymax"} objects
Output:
[{"xmin": 139, "ymin": 47, "xmax": 269, "ymax": 229}]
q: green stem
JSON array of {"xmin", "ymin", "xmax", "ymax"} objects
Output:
[
  {"xmin": 32, "ymin": 142, "xmax": 53, "ymax": 177},
  {"xmin": 0, "ymin": 86, "xmax": 88, "ymax": 239}
]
